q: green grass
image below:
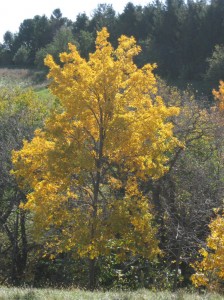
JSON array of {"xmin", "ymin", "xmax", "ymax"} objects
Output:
[
  {"xmin": 0, "ymin": 288, "xmax": 223, "ymax": 300},
  {"xmin": 35, "ymin": 87, "xmax": 55, "ymax": 103}
]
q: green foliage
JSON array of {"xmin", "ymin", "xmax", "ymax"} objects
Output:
[
  {"xmin": 35, "ymin": 26, "xmax": 76, "ymax": 69},
  {"xmin": 76, "ymin": 30, "xmax": 95, "ymax": 59},
  {"xmin": 13, "ymin": 45, "xmax": 30, "ymax": 66},
  {"xmin": 98, "ymin": 256, "xmax": 182, "ymax": 291},
  {"xmin": 0, "ymin": 86, "xmax": 56, "ymax": 285},
  {"xmin": 32, "ymin": 254, "xmax": 89, "ymax": 288},
  {"xmin": 206, "ymin": 45, "xmax": 224, "ymax": 84},
  {"xmin": 3, "ymin": 31, "xmax": 15, "ymax": 51}
]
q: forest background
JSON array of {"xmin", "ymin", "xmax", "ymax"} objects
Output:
[{"xmin": 2, "ymin": 0, "xmax": 224, "ymax": 93}]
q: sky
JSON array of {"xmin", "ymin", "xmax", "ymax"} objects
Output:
[{"xmin": 0, "ymin": 0, "xmax": 150, "ymax": 43}]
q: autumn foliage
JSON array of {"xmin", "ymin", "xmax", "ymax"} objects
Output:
[
  {"xmin": 12, "ymin": 28, "xmax": 180, "ymax": 286},
  {"xmin": 213, "ymin": 80, "xmax": 224, "ymax": 111}
]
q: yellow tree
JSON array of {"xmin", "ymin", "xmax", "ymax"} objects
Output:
[{"xmin": 12, "ymin": 28, "xmax": 180, "ymax": 289}]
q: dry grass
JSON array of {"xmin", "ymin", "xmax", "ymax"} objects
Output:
[
  {"xmin": 0, "ymin": 68, "xmax": 32, "ymax": 86},
  {"xmin": 0, "ymin": 288, "xmax": 223, "ymax": 300},
  {"xmin": 0, "ymin": 68, "xmax": 31, "ymax": 79},
  {"xmin": 0, "ymin": 68, "xmax": 48, "ymax": 89}
]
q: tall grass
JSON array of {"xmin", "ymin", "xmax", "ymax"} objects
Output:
[
  {"xmin": 0, "ymin": 68, "xmax": 48, "ymax": 89},
  {"xmin": 0, "ymin": 288, "xmax": 223, "ymax": 300},
  {"xmin": 0, "ymin": 68, "xmax": 33, "ymax": 87}
]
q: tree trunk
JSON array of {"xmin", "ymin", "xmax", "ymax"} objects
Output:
[
  {"xmin": 11, "ymin": 210, "xmax": 19, "ymax": 285},
  {"xmin": 172, "ymin": 239, "xmax": 182, "ymax": 292},
  {"xmin": 89, "ymin": 258, "xmax": 96, "ymax": 291},
  {"xmin": 18, "ymin": 209, "xmax": 28, "ymax": 280},
  {"xmin": 88, "ymin": 124, "xmax": 104, "ymax": 290}
]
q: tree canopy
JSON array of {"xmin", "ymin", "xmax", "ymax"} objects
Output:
[{"xmin": 12, "ymin": 28, "xmax": 180, "ymax": 288}]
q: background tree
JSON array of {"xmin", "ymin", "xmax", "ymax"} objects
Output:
[
  {"xmin": 35, "ymin": 26, "xmax": 76, "ymax": 69},
  {"xmin": 72, "ymin": 13, "xmax": 94, "ymax": 59},
  {"xmin": 0, "ymin": 87, "xmax": 52, "ymax": 285},
  {"xmin": 89, "ymin": 4, "xmax": 117, "ymax": 32},
  {"xmin": 154, "ymin": 0, "xmax": 186, "ymax": 78},
  {"xmin": 73, "ymin": 13, "xmax": 90, "ymax": 34},
  {"xmin": 180, "ymin": 0, "xmax": 208, "ymax": 79},
  {"xmin": 50, "ymin": 8, "xmax": 72, "ymax": 36},
  {"xmin": 13, "ymin": 45, "xmax": 30, "ymax": 66},
  {"xmin": 118, "ymin": 2, "xmax": 143, "ymax": 39},
  {"xmin": 3, "ymin": 31, "xmax": 15, "ymax": 52},
  {"xmin": 0, "ymin": 31, "xmax": 17, "ymax": 65},
  {"xmin": 205, "ymin": 45, "xmax": 224, "ymax": 85}
]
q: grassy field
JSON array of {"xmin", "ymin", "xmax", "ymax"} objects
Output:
[
  {"xmin": 0, "ymin": 68, "xmax": 35, "ymax": 87},
  {"xmin": 0, "ymin": 67, "xmax": 48, "ymax": 89},
  {"xmin": 0, "ymin": 67, "xmax": 57, "ymax": 107},
  {"xmin": 0, "ymin": 288, "xmax": 223, "ymax": 300}
]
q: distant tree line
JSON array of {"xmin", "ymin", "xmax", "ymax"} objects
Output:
[{"xmin": 1, "ymin": 1, "xmax": 224, "ymax": 89}]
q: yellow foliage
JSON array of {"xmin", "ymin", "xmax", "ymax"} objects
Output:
[
  {"xmin": 191, "ymin": 214, "xmax": 224, "ymax": 290},
  {"xmin": 213, "ymin": 80, "xmax": 224, "ymax": 111},
  {"xmin": 12, "ymin": 28, "xmax": 180, "ymax": 261}
]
